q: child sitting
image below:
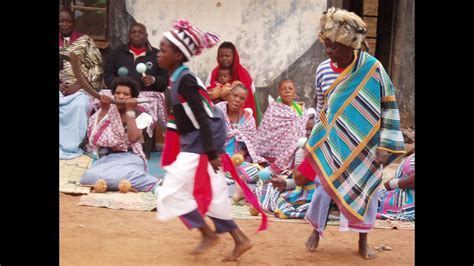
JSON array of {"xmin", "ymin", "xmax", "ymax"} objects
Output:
[{"xmin": 207, "ymin": 67, "xmax": 240, "ymax": 103}]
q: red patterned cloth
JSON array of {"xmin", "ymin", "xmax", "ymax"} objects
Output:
[{"xmin": 209, "ymin": 44, "xmax": 260, "ymax": 123}]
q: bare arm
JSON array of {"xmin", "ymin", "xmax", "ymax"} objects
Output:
[
  {"xmin": 124, "ymin": 99, "xmax": 143, "ymax": 143},
  {"xmin": 97, "ymin": 94, "xmax": 112, "ymax": 122},
  {"xmin": 384, "ymin": 173, "xmax": 414, "ymax": 190},
  {"xmin": 293, "ymin": 168, "xmax": 312, "ymax": 187}
]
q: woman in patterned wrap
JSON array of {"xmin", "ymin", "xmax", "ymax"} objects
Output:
[
  {"xmin": 255, "ymin": 114, "xmax": 317, "ymax": 219},
  {"xmin": 254, "ymin": 79, "xmax": 309, "ymax": 174},
  {"xmin": 215, "ymin": 84, "xmax": 266, "ymax": 202},
  {"xmin": 377, "ymin": 152, "xmax": 415, "ymax": 221},
  {"xmin": 80, "ymin": 77, "xmax": 159, "ymax": 192}
]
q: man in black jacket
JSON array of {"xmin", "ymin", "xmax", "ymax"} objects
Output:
[{"xmin": 104, "ymin": 22, "xmax": 168, "ymax": 158}]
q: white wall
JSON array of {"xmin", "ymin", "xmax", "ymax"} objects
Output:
[{"xmin": 126, "ymin": 0, "xmax": 326, "ymax": 87}]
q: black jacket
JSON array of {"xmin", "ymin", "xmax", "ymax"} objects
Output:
[
  {"xmin": 104, "ymin": 44, "xmax": 168, "ymax": 92},
  {"xmin": 172, "ymin": 74, "xmax": 220, "ymax": 160}
]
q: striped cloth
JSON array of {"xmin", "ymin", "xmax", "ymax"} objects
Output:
[
  {"xmin": 225, "ymin": 161, "xmax": 262, "ymax": 184},
  {"xmin": 377, "ymin": 153, "xmax": 415, "ymax": 221},
  {"xmin": 314, "ymin": 59, "xmax": 339, "ymax": 117},
  {"xmin": 305, "ymin": 50, "xmax": 405, "ymax": 223},
  {"xmin": 255, "ymin": 172, "xmax": 316, "ymax": 219}
]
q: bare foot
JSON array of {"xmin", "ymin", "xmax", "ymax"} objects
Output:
[
  {"xmin": 232, "ymin": 185, "xmax": 245, "ymax": 203},
  {"xmin": 190, "ymin": 234, "xmax": 220, "ymax": 255},
  {"xmin": 305, "ymin": 229, "xmax": 320, "ymax": 251},
  {"xmin": 359, "ymin": 243, "xmax": 377, "ymax": 260},
  {"xmin": 222, "ymin": 239, "xmax": 253, "ymax": 261}
]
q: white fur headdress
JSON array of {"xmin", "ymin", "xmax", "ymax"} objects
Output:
[{"xmin": 318, "ymin": 7, "xmax": 368, "ymax": 49}]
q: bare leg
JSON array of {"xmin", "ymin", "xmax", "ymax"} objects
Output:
[
  {"xmin": 305, "ymin": 229, "xmax": 320, "ymax": 251},
  {"xmin": 190, "ymin": 224, "xmax": 220, "ymax": 255},
  {"xmin": 222, "ymin": 228, "xmax": 253, "ymax": 261},
  {"xmin": 358, "ymin": 233, "xmax": 377, "ymax": 259},
  {"xmin": 232, "ymin": 184, "xmax": 245, "ymax": 203}
]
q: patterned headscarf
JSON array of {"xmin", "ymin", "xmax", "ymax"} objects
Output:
[{"xmin": 163, "ymin": 19, "xmax": 220, "ymax": 60}]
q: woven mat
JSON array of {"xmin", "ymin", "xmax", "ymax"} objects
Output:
[
  {"xmin": 373, "ymin": 219, "xmax": 415, "ymax": 230},
  {"xmin": 76, "ymin": 189, "xmax": 415, "ymax": 230},
  {"xmin": 78, "ymin": 192, "xmax": 157, "ymax": 211},
  {"xmin": 231, "ymin": 203, "xmax": 308, "ymax": 224},
  {"xmin": 60, "ymin": 155, "xmax": 93, "ymax": 194},
  {"xmin": 231, "ymin": 204, "xmax": 414, "ymax": 229}
]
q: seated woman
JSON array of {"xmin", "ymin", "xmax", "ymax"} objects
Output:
[
  {"xmin": 254, "ymin": 79, "xmax": 309, "ymax": 174},
  {"xmin": 255, "ymin": 115, "xmax": 317, "ymax": 219},
  {"xmin": 377, "ymin": 153, "xmax": 415, "ymax": 221},
  {"xmin": 215, "ymin": 84, "xmax": 266, "ymax": 186},
  {"xmin": 206, "ymin": 42, "xmax": 262, "ymax": 124},
  {"xmin": 90, "ymin": 89, "xmax": 167, "ymax": 157},
  {"xmin": 80, "ymin": 77, "xmax": 160, "ymax": 192},
  {"xmin": 59, "ymin": 8, "xmax": 103, "ymax": 160}
]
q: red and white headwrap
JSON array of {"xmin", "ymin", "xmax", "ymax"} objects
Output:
[{"xmin": 163, "ymin": 19, "xmax": 220, "ymax": 60}]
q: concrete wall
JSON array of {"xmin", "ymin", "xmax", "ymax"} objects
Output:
[
  {"xmin": 389, "ymin": 0, "xmax": 415, "ymax": 128},
  {"xmin": 121, "ymin": 0, "xmax": 413, "ymax": 124},
  {"xmin": 256, "ymin": 39, "xmax": 327, "ymax": 112},
  {"xmin": 125, "ymin": 0, "xmax": 327, "ymax": 110}
]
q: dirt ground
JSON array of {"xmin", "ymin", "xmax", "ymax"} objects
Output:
[{"xmin": 60, "ymin": 193, "xmax": 414, "ymax": 265}]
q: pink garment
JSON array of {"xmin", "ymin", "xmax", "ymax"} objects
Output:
[
  {"xmin": 216, "ymin": 102, "xmax": 266, "ymax": 163},
  {"xmin": 87, "ymin": 104, "xmax": 148, "ymax": 170},
  {"xmin": 137, "ymin": 91, "xmax": 167, "ymax": 137},
  {"xmin": 402, "ymin": 154, "xmax": 414, "ymax": 176},
  {"xmin": 93, "ymin": 90, "xmax": 166, "ymax": 138},
  {"xmin": 255, "ymin": 101, "xmax": 308, "ymax": 172}
]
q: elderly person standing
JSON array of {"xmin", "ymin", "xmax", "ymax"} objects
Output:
[
  {"xmin": 298, "ymin": 7, "xmax": 406, "ymax": 259},
  {"xmin": 59, "ymin": 8, "xmax": 103, "ymax": 159},
  {"xmin": 104, "ymin": 22, "xmax": 168, "ymax": 159}
]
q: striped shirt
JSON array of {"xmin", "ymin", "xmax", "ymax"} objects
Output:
[
  {"xmin": 314, "ymin": 59, "xmax": 342, "ymax": 116},
  {"xmin": 314, "ymin": 56, "xmax": 390, "ymax": 117}
]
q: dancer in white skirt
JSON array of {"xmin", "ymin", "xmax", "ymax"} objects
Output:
[{"xmin": 155, "ymin": 20, "xmax": 266, "ymax": 261}]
